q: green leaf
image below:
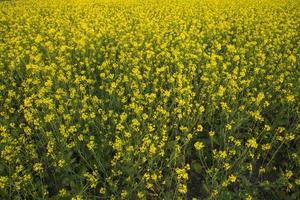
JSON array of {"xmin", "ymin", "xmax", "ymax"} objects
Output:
[{"xmin": 191, "ymin": 160, "xmax": 202, "ymax": 174}]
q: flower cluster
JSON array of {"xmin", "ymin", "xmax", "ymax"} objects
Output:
[{"xmin": 0, "ymin": 0, "xmax": 299, "ymax": 199}]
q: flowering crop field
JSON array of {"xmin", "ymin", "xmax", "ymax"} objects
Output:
[{"xmin": 0, "ymin": 0, "xmax": 300, "ymax": 199}]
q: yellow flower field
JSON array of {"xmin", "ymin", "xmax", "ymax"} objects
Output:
[{"xmin": 0, "ymin": 0, "xmax": 299, "ymax": 199}]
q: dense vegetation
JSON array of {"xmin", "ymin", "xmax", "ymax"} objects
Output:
[{"xmin": 0, "ymin": 0, "xmax": 299, "ymax": 199}]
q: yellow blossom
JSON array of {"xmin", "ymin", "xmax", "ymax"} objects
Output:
[
  {"xmin": 246, "ymin": 138, "xmax": 258, "ymax": 149},
  {"xmin": 194, "ymin": 141, "xmax": 205, "ymax": 151}
]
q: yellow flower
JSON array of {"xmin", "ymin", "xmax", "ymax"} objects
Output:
[
  {"xmin": 223, "ymin": 163, "xmax": 230, "ymax": 170},
  {"xmin": 44, "ymin": 79, "xmax": 53, "ymax": 88},
  {"xmin": 285, "ymin": 170, "xmax": 293, "ymax": 179},
  {"xmin": 246, "ymin": 138, "xmax": 258, "ymax": 149},
  {"xmin": 225, "ymin": 124, "xmax": 232, "ymax": 130},
  {"xmin": 149, "ymin": 144, "xmax": 157, "ymax": 154},
  {"xmin": 264, "ymin": 125, "xmax": 271, "ymax": 131},
  {"xmin": 228, "ymin": 174, "xmax": 237, "ymax": 183},
  {"xmin": 286, "ymin": 95, "xmax": 295, "ymax": 102},
  {"xmin": 288, "ymin": 54, "xmax": 296, "ymax": 63},
  {"xmin": 71, "ymin": 195, "xmax": 83, "ymax": 200},
  {"xmin": 262, "ymin": 143, "xmax": 271, "ymax": 151},
  {"xmin": 175, "ymin": 167, "xmax": 189, "ymax": 180},
  {"xmin": 137, "ymin": 192, "xmax": 145, "ymax": 198},
  {"xmin": 33, "ymin": 163, "xmax": 43, "ymax": 173},
  {"xmin": 58, "ymin": 188, "xmax": 68, "ymax": 197},
  {"xmin": 87, "ymin": 137, "xmax": 96, "ymax": 151},
  {"xmin": 99, "ymin": 187, "xmax": 106, "ymax": 194},
  {"xmin": 196, "ymin": 124, "xmax": 203, "ymax": 132},
  {"xmin": 84, "ymin": 171, "xmax": 99, "ymax": 188},
  {"xmin": 0, "ymin": 176, "xmax": 8, "ymax": 189},
  {"xmin": 245, "ymin": 194, "xmax": 252, "ymax": 200},
  {"xmin": 233, "ymin": 55, "xmax": 240, "ymax": 62},
  {"xmin": 121, "ymin": 190, "xmax": 128, "ymax": 198},
  {"xmin": 194, "ymin": 141, "xmax": 205, "ymax": 151},
  {"xmin": 218, "ymin": 150, "xmax": 228, "ymax": 159},
  {"xmin": 209, "ymin": 131, "xmax": 215, "ymax": 137},
  {"xmin": 226, "ymin": 44, "xmax": 236, "ymax": 53},
  {"xmin": 178, "ymin": 184, "xmax": 187, "ymax": 194},
  {"xmin": 58, "ymin": 159, "xmax": 65, "ymax": 168},
  {"xmin": 222, "ymin": 180, "xmax": 229, "ymax": 187},
  {"xmin": 34, "ymin": 34, "xmax": 43, "ymax": 43}
]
